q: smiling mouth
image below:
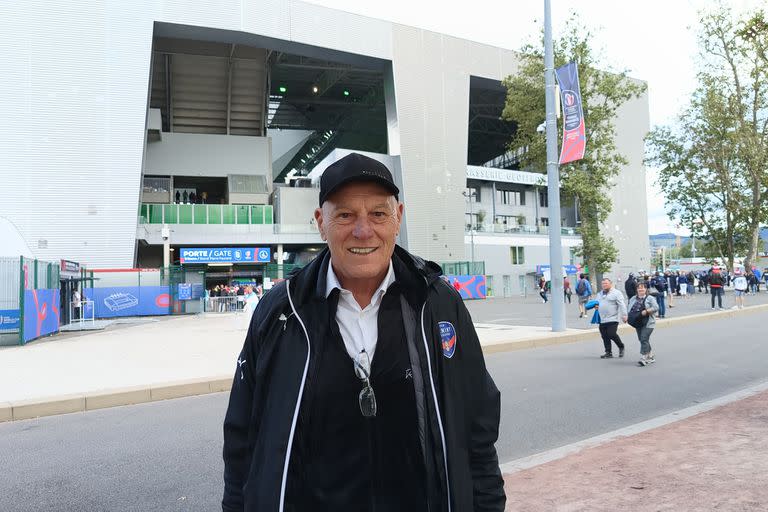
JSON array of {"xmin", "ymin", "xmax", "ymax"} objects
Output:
[{"xmin": 348, "ymin": 247, "xmax": 378, "ymax": 255}]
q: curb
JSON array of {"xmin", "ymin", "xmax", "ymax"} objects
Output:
[
  {"xmin": 1, "ymin": 303, "xmax": 766, "ymax": 423},
  {"xmin": 481, "ymin": 302, "xmax": 768, "ymax": 354},
  {"xmin": 0, "ymin": 376, "xmax": 233, "ymax": 423}
]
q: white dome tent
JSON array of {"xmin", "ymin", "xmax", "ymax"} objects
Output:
[{"xmin": 0, "ymin": 217, "xmax": 35, "ymax": 259}]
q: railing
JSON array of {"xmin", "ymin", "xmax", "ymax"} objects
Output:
[
  {"xmin": 440, "ymin": 261, "xmax": 486, "ymax": 275},
  {"xmin": 139, "ymin": 203, "xmax": 273, "ymax": 225},
  {"xmin": 204, "ymin": 296, "xmax": 245, "ymax": 313},
  {"xmin": 466, "ymin": 224, "xmax": 578, "ymax": 236}
]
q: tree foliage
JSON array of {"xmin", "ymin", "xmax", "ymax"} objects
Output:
[
  {"xmin": 646, "ymin": 5, "xmax": 768, "ymax": 272},
  {"xmin": 502, "ymin": 15, "xmax": 645, "ymax": 280}
]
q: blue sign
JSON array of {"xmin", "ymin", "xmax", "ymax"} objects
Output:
[
  {"xmin": 179, "ymin": 247, "xmax": 271, "ymax": 264},
  {"xmin": 178, "ymin": 283, "xmax": 192, "ymax": 301},
  {"xmin": 537, "ymin": 264, "xmax": 580, "ymax": 275},
  {"xmin": 0, "ymin": 309, "xmax": 20, "ymax": 331},
  {"xmin": 83, "ymin": 286, "xmax": 171, "ymax": 319}
]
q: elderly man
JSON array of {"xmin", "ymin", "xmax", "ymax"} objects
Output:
[
  {"xmin": 222, "ymin": 153, "xmax": 505, "ymax": 512},
  {"xmin": 597, "ymin": 277, "xmax": 628, "ymax": 359}
]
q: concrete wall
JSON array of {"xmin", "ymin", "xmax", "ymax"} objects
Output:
[
  {"xmin": 145, "ymin": 133, "xmax": 272, "ymax": 178},
  {"xmin": 273, "ymin": 186, "xmax": 319, "ymax": 225},
  {"xmin": 604, "ymin": 85, "xmax": 651, "ymax": 281}
]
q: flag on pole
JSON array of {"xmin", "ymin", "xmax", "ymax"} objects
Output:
[{"xmin": 555, "ymin": 62, "xmax": 586, "ymax": 164}]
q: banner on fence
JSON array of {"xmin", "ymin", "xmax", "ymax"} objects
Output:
[
  {"xmin": 83, "ymin": 286, "xmax": 171, "ymax": 318},
  {"xmin": 0, "ymin": 309, "xmax": 21, "ymax": 331},
  {"xmin": 23, "ymin": 289, "xmax": 60, "ymax": 343},
  {"xmin": 444, "ymin": 275, "xmax": 487, "ymax": 300},
  {"xmin": 178, "ymin": 283, "xmax": 192, "ymax": 301}
]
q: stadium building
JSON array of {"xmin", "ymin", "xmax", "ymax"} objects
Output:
[{"xmin": 2, "ymin": 0, "xmax": 650, "ymax": 296}]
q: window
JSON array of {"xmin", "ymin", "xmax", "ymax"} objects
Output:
[
  {"xmin": 465, "ymin": 185, "xmax": 481, "ymax": 203},
  {"xmin": 540, "ymin": 217, "xmax": 549, "ymax": 227},
  {"xmin": 497, "ymin": 189, "xmax": 525, "ymax": 206},
  {"xmin": 510, "ymin": 246, "xmax": 525, "ymax": 265},
  {"xmin": 539, "ymin": 190, "xmax": 549, "ymax": 207},
  {"xmin": 465, "ymin": 213, "xmax": 481, "ymax": 229}
]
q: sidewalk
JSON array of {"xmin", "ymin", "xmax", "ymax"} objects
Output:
[
  {"xmin": 502, "ymin": 386, "xmax": 768, "ymax": 511},
  {"xmin": 1, "ymin": 302, "xmax": 766, "ymax": 421}
]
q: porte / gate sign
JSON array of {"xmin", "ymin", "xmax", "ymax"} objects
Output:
[{"xmin": 179, "ymin": 247, "xmax": 271, "ymax": 264}]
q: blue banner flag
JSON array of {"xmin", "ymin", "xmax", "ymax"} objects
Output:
[{"xmin": 555, "ymin": 62, "xmax": 586, "ymax": 164}]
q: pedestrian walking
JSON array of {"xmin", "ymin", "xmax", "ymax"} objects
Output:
[
  {"xmin": 733, "ymin": 271, "xmax": 748, "ymax": 309},
  {"xmin": 576, "ymin": 273, "xmax": 593, "ymax": 318},
  {"xmin": 563, "ymin": 276, "xmax": 572, "ymax": 304},
  {"xmin": 624, "ymin": 273, "xmax": 637, "ymax": 300},
  {"xmin": 678, "ymin": 272, "xmax": 689, "ymax": 298},
  {"xmin": 72, "ymin": 287, "xmax": 81, "ymax": 321},
  {"xmin": 664, "ymin": 271, "xmax": 676, "ymax": 309},
  {"xmin": 596, "ymin": 278, "xmax": 627, "ymax": 359},
  {"xmin": 709, "ymin": 267, "xmax": 725, "ymax": 309},
  {"xmin": 650, "ymin": 272, "xmax": 667, "ymax": 318},
  {"xmin": 627, "ymin": 282, "xmax": 659, "ymax": 367},
  {"xmin": 539, "ymin": 276, "xmax": 549, "ymax": 303},
  {"xmin": 222, "ymin": 153, "xmax": 505, "ymax": 511}
]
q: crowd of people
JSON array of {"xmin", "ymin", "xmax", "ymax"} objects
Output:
[
  {"xmin": 533, "ymin": 265, "xmax": 766, "ymax": 367},
  {"xmin": 205, "ymin": 283, "xmax": 262, "ymax": 313}
]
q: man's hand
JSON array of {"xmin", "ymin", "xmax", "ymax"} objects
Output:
[
  {"xmin": 641, "ymin": 310, "xmax": 647, "ymax": 316},
  {"xmin": 622, "ymin": 316, "xmax": 628, "ymax": 323}
]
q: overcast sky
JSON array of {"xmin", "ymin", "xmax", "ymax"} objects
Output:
[{"xmin": 307, "ymin": 0, "xmax": 765, "ymax": 235}]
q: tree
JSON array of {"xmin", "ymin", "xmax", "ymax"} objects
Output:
[
  {"xmin": 502, "ymin": 14, "xmax": 646, "ymax": 284},
  {"xmin": 646, "ymin": 83, "xmax": 747, "ymax": 272},
  {"xmin": 647, "ymin": 5, "xmax": 768, "ymax": 273}
]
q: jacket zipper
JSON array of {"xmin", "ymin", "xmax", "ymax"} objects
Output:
[
  {"xmin": 419, "ymin": 302, "xmax": 452, "ymax": 512},
  {"xmin": 278, "ymin": 279, "xmax": 312, "ymax": 512}
]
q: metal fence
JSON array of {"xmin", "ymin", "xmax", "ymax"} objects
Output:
[
  {"xmin": 440, "ymin": 261, "xmax": 486, "ymax": 276},
  {"xmin": 139, "ymin": 203, "xmax": 274, "ymax": 225},
  {"xmin": 1, "ymin": 256, "xmax": 61, "ymax": 346}
]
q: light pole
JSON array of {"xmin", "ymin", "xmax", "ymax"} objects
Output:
[
  {"xmin": 463, "ymin": 189, "xmax": 477, "ymax": 264},
  {"xmin": 544, "ymin": 0, "xmax": 566, "ymax": 331}
]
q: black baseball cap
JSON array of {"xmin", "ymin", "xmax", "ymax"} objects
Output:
[{"xmin": 319, "ymin": 153, "xmax": 400, "ymax": 206}]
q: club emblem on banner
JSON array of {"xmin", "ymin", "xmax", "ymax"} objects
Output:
[{"xmin": 439, "ymin": 321, "xmax": 457, "ymax": 359}]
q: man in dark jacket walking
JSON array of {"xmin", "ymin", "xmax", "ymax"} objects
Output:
[
  {"xmin": 624, "ymin": 273, "xmax": 637, "ymax": 300},
  {"xmin": 222, "ymin": 153, "xmax": 505, "ymax": 512}
]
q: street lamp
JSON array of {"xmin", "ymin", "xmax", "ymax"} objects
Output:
[
  {"xmin": 462, "ymin": 189, "xmax": 477, "ymax": 264},
  {"xmin": 543, "ymin": 0, "xmax": 566, "ymax": 332}
]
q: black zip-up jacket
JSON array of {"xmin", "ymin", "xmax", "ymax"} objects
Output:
[{"xmin": 222, "ymin": 245, "xmax": 505, "ymax": 511}]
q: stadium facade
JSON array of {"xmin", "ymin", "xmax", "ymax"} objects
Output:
[{"xmin": 2, "ymin": 0, "xmax": 650, "ymax": 295}]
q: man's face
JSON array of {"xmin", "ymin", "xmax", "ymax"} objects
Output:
[
  {"xmin": 315, "ymin": 181, "xmax": 403, "ymax": 285},
  {"xmin": 601, "ymin": 279, "xmax": 611, "ymax": 291}
]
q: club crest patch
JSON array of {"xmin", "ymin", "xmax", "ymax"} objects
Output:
[{"xmin": 439, "ymin": 321, "xmax": 457, "ymax": 359}]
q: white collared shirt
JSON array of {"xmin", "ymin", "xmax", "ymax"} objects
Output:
[{"xmin": 325, "ymin": 260, "xmax": 396, "ymax": 361}]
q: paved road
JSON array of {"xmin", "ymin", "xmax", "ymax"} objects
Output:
[
  {"xmin": 465, "ymin": 288, "xmax": 768, "ymax": 328},
  {"xmin": 1, "ymin": 311, "xmax": 767, "ymax": 511}
]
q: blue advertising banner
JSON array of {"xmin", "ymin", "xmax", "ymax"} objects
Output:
[
  {"xmin": 555, "ymin": 62, "xmax": 586, "ymax": 164},
  {"xmin": 179, "ymin": 247, "xmax": 271, "ymax": 264},
  {"xmin": 83, "ymin": 286, "xmax": 171, "ymax": 319},
  {"xmin": 444, "ymin": 275, "xmax": 487, "ymax": 300},
  {"xmin": 23, "ymin": 289, "xmax": 60, "ymax": 343},
  {"xmin": 0, "ymin": 309, "xmax": 21, "ymax": 331},
  {"xmin": 178, "ymin": 283, "xmax": 192, "ymax": 301},
  {"xmin": 537, "ymin": 264, "xmax": 581, "ymax": 275}
]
